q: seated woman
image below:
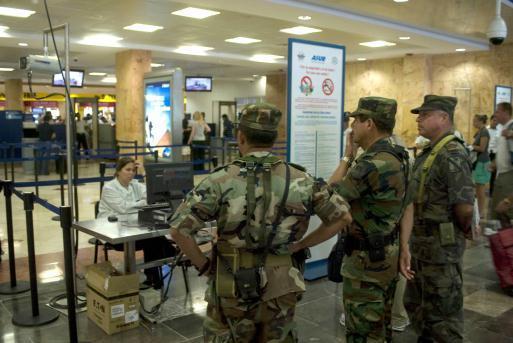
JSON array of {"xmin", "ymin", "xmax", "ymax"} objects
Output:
[{"xmin": 98, "ymin": 157, "xmax": 175, "ymax": 289}]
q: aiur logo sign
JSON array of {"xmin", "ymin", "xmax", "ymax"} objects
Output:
[{"xmin": 311, "ymin": 55, "xmax": 326, "ymax": 63}]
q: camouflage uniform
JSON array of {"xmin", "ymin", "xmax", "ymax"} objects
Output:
[
  {"xmin": 404, "ymin": 95, "xmax": 475, "ymax": 343},
  {"xmin": 333, "ymin": 97, "xmax": 410, "ymax": 343},
  {"xmin": 170, "ymin": 104, "xmax": 350, "ymax": 343}
]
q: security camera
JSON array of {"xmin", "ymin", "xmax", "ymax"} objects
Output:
[{"xmin": 487, "ymin": 15, "xmax": 507, "ymax": 45}]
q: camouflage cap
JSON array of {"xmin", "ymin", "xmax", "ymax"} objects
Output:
[
  {"xmin": 411, "ymin": 95, "xmax": 457, "ymax": 119},
  {"xmin": 349, "ymin": 96, "xmax": 397, "ymax": 129},
  {"xmin": 239, "ymin": 103, "xmax": 282, "ymax": 132}
]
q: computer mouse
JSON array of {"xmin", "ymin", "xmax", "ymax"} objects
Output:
[{"xmin": 107, "ymin": 215, "xmax": 118, "ymax": 222}]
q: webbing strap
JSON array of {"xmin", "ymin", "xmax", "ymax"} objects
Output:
[
  {"xmin": 259, "ymin": 163, "xmax": 272, "ymax": 245},
  {"xmin": 245, "ymin": 162, "xmax": 257, "ymax": 248},
  {"xmin": 416, "ymin": 134, "xmax": 455, "ymax": 215}
]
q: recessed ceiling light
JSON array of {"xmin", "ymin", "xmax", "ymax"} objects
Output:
[
  {"xmin": 393, "ymin": 0, "xmax": 409, "ymax": 2},
  {"xmin": 455, "ymin": 48, "xmax": 466, "ymax": 52},
  {"xmin": 151, "ymin": 63, "xmax": 164, "ymax": 67},
  {"xmin": 78, "ymin": 34, "xmax": 123, "ymax": 47},
  {"xmin": 359, "ymin": 40, "xmax": 396, "ymax": 48},
  {"xmin": 357, "ymin": 58, "xmax": 367, "ymax": 61},
  {"xmin": 123, "ymin": 23, "xmax": 163, "ymax": 32},
  {"xmin": 171, "ymin": 7, "xmax": 220, "ymax": 19},
  {"xmin": 280, "ymin": 26, "xmax": 322, "ymax": 35},
  {"xmin": 89, "ymin": 72, "xmax": 107, "ymax": 76},
  {"xmin": 225, "ymin": 37, "xmax": 261, "ymax": 44},
  {"xmin": 298, "ymin": 15, "xmax": 311, "ymax": 21},
  {"xmin": 174, "ymin": 45, "xmax": 214, "ymax": 56},
  {"xmin": 399, "ymin": 36, "xmax": 410, "ymax": 40},
  {"xmin": 18, "ymin": 42, "xmax": 28, "ymax": 46},
  {"xmin": 0, "ymin": 25, "xmax": 9, "ymax": 31},
  {"xmin": 252, "ymin": 74, "xmax": 259, "ymax": 77},
  {"xmin": 102, "ymin": 76, "xmax": 117, "ymax": 83},
  {"xmin": 249, "ymin": 54, "xmax": 284, "ymax": 63},
  {"xmin": 0, "ymin": 6, "xmax": 35, "ymax": 18},
  {"xmin": 0, "ymin": 67, "xmax": 14, "ymax": 71}
]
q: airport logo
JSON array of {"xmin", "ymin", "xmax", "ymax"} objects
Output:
[
  {"xmin": 297, "ymin": 51, "xmax": 305, "ymax": 60},
  {"xmin": 311, "ymin": 55, "xmax": 326, "ymax": 63},
  {"xmin": 332, "ymin": 56, "xmax": 338, "ymax": 65}
]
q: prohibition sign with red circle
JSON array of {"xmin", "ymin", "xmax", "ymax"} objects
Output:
[{"xmin": 322, "ymin": 78, "xmax": 334, "ymax": 95}]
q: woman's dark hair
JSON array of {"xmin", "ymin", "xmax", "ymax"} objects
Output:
[
  {"xmin": 115, "ymin": 157, "xmax": 135, "ymax": 177},
  {"xmin": 474, "ymin": 114, "xmax": 488, "ymax": 124}
]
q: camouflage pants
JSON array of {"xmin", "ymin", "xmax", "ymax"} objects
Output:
[
  {"xmin": 404, "ymin": 258, "xmax": 463, "ymax": 343},
  {"xmin": 343, "ymin": 277, "xmax": 397, "ymax": 343},
  {"xmin": 203, "ymin": 292, "xmax": 298, "ymax": 343}
]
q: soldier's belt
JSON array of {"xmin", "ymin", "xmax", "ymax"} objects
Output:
[
  {"xmin": 216, "ymin": 242, "xmax": 292, "ymax": 268},
  {"xmin": 346, "ymin": 231, "xmax": 398, "ymax": 251}
]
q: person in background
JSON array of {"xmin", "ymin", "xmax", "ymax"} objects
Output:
[
  {"xmin": 75, "ymin": 113, "xmax": 89, "ymax": 159},
  {"xmin": 98, "ymin": 157, "xmax": 175, "ymax": 289},
  {"xmin": 188, "ymin": 111, "xmax": 211, "ymax": 171},
  {"xmin": 342, "ymin": 112, "xmax": 351, "ymax": 155},
  {"xmin": 222, "ymin": 114, "xmax": 234, "ymax": 139},
  {"xmin": 36, "ymin": 112, "xmax": 55, "ymax": 175},
  {"xmin": 470, "ymin": 114, "xmax": 490, "ymax": 220},
  {"xmin": 182, "ymin": 113, "xmax": 191, "ymax": 145},
  {"xmin": 490, "ymin": 102, "xmax": 513, "ymax": 229},
  {"xmin": 488, "ymin": 114, "xmax": 502, "ymax": 195}
]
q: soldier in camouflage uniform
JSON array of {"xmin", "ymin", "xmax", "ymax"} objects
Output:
[
  {"xmin": 170, "ymin": 103, "xmax": 352, "ymax": 342},
  {"xmin": 296, "ymin": 97, "xmax": 411, "ymax": 342},
  {"xmin": 404, "ymin": 95, "xmax": 475, "ymax": 343}
]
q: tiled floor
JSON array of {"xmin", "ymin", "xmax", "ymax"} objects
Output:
[{"xmin": 1, "ymin": 161, "xmax": 513, "ymax": 342}]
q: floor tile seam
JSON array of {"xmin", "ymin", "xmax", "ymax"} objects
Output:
[
  {"xmin": 159, "ymin": 321, "xmax": 190, "ymax": 340},
  {"xmin": 296, "ymin": 293, "xmax": 337, "ymax": 307}
]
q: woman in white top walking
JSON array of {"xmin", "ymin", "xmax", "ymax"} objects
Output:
[{"xmin": 188, "ymin": 111, "xmax": 211, "ymax": 170}]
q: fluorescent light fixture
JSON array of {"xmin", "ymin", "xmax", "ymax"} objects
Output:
[
  {"xmin": 225, "ymin": 37, "xmax": 261, "ymax": 44},
  {"xmin": 249, "ymin": 54, "xmax": 284, "ymax": 63},
  {"xmin": 102, "ymin": 76, "xmax": 117, "ymax": 83},
  {"xmin": 79, "ymin": 34, "xmax": 123, "ymax": 47},
  {"xmin": 171, "ymin": 7, "xmax": 220, "ymax": 19},
  {"xmin": 252, "ymin": 74, "xmax": 259, "ymax": 77},
  {"xmin": 123, "ymin": 23, "xmax": 163, "ymax": 32},
  {"xmin": 0, "ymin": 6, "xmax": 35, "ymax": 18},
  {"xmin": 357, "ymin": 58, "xmax": 367, "ymax": 61},
  {"xmin": 18, "ymin": 42, "xmax": 28, "ymax": 46},
  {"xmin": 298, "ymin": 15, "xmax": 311, "ymax": 21},
  {"xmin": 359, "ymin": 40, "xmax": 396, "ymax": 48},
  {"xmin": 174, "ymin": 45, "xmax": 213, "ymax": 55},
  {"xmin": 393, "ymin": 0, "xmax": 409, "ymax": 2},
  {"xmin": 151, "ymin": 63, "xmax": 164, "ymax": 67},
  {"xmin": 399, "ymin": 36, "xmax": 410, "ymax": 40},
  {"xmin": 89, "ymin": 72, "xmax": 106, "ymax": 76},
  {"xmin": 0, "ymin": 31, "xmax": 9, "ymax": 38},
  {"xmin": 0, "ymin": 67, "xmax": 14, "ymax": 71},
  {"xmin": 455, "ymin": 48, "xmax": 466, "ymax": 52},
  {"xmin": 280, "ymin": 26, "xmax": 322, "ymax": 35},
  {"xmin": 0, "ymin": 25, "xmax": 9, "ymax": 31}
]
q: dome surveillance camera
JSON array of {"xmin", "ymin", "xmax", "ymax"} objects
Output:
[{"xmin": 487, "ymin": 15, "xmax": 507, "ymax": 45}]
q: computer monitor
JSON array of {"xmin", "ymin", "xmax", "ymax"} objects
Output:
[{"xmin": 145, "ymin": 162, "xmax": 194, "ymax": 205}]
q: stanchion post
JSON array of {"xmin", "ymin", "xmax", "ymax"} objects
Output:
[
  {"xmin": 11, "ymin": 192, "xmax": 59, "ymax": 326},
  {"xmin": 0, "ymin": 180, "xmax": 30, "ymax": 294},
  {"xmin": 134, "ymin": 140, "xmax": 138, "ymax": 160},
  {"xmin": 59, "ymin": 153, "xmax": 65, "ymax": 206},
  {"xmin": 154, "ymin": 150, "xmax": 158, "ymax": 163},
  {"xmin": 99, "ymin": 162, "xmax": 106, "ymax": 196},
  {"xmin": 9, "ymin": 144, "xmax": 15, "ymax": 182},
  {"xmin": 60, "ymin": 206, "xmax": 78, "ymax": 343},
  {"xmin": 33, "ymin": 147, "xmax": 39, "ymax": 197},
  {"xmin": 73, "ymin": 152, "xmax": 79, "ymax": 221}
]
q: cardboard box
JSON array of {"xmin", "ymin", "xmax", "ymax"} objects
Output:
[{"xmin": 86, "ymin": 262, "xmax": 140, "ymax": 335}]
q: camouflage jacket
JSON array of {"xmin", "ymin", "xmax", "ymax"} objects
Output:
[
  {"xmin": 409, "ymin": 132, "xmax": 474, "ymax": 264},
  {"xmin": 170, "ymin": 151, "xmax": 349, "ymax": 300},
  {"xmin": 333, "ymin": 138, "xmax": 409, "ymax": 286}
]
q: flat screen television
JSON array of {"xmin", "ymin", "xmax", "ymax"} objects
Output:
[
  {"xmin": 185, "ymin": 76, "xmax": 212, "ymax": 92},
  {"xmin": 52, "ymin": 70, "xmax": 84, "ymax": 88}
]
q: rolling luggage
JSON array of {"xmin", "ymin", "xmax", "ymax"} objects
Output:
[{"xmin": 489, "ymin": 227, "xmax": 513, "ymax": 295}]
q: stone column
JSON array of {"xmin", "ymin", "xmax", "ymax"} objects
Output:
[
  {"xmin": 115, "ymin": 50, "xmax": 151, "ymax": 161},
  {"xmin": 265, "ymin": 73, "xmax": 287, "ymax": 141},
  {"xmin": 5, "ymin": 79, "xmax": 23, "ymax": 110},
  {"xmin": 399, "ymin": 55, "xmax": 432, "ymax": 146}
]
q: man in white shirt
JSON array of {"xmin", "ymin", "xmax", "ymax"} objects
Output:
[
  {"xmin": 488, "ymin": 115, "xmax": 503, "ymax": 195},
  {"xmin": 491, "ymin": 102, "xmax": 513, "ymax": 224}
]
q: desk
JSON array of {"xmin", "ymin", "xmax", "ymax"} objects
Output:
[{"xmin": 72, "ymin": 217, "xmax": 170, "ymax": 273}]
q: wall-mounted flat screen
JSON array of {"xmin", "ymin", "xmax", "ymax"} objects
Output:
[
  {"xmin": 185, "ymin": 76, "xmax": 212, "ymax": 92},
  {"xmin": 52, "ymin": 70, "xmax": 84, "ymax": 87}
]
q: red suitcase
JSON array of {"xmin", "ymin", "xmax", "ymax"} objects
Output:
[{"xmin": 489, "ymin": 227, "xmax": 513, "ymax": 291}]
